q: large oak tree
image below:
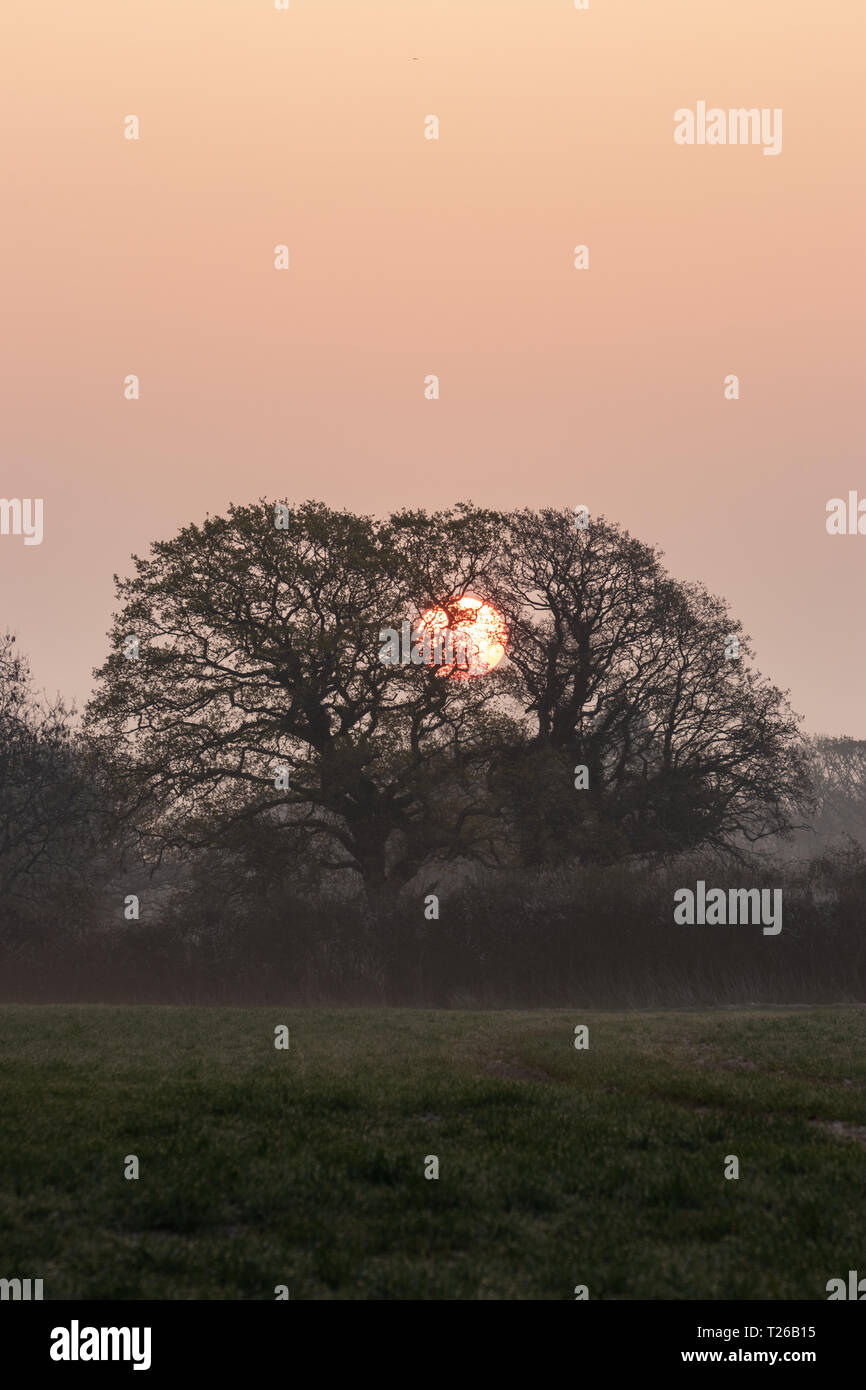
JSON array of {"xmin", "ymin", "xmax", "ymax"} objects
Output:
[
  {"xmin": 86, "ymin": 501, "xmax": 812, "ymax": 891},
  {"xmin": 86, "ymin": 500, "xmax": 515, "ymax": 894}
]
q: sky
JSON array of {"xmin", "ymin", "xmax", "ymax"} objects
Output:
[{"xmin": 1, "ymin": 0, "xmax": 864, "ymax": 734}]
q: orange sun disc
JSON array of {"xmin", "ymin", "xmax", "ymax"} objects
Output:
[{"xmin": 415, "ymin": 595, "xmax": 508, "ymax": 679}]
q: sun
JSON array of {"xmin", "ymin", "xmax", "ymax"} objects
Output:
[{"xmin": 416, "ymin": 594, "xmax": 508, "ymax": 679}]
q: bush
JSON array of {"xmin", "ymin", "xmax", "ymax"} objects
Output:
[{"xmin": 2, "ymin": 845, "xmax": 864, "ymax": 1006}]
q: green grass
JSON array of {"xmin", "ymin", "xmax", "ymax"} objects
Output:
[{"xmin": 1, "ymin": 1005, "xmax": 864, "ymax": 1299}]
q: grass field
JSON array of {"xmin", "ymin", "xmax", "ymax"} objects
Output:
[{"xmin": 1, "ymin": 1005, "xmax": 864, "ymax": 1300}]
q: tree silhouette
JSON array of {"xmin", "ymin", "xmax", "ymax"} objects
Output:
[
  {"xmin": 0, "ymin": 632, "xmax": 104, "ymax": 910},
  {"xmin": 493, "ymin": 507, "xmax": 813, "ymax": 861},
  {"xmin": 86, "ymin": 501, "xmax": 812, "ymax": 891},
  {"xmin": 86, "ymin": 500, "xmax": 516, "ymax": 894}
]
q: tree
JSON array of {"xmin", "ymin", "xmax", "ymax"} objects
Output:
[
  {"xmin": 86, "ymin": 500, "xmax": 516, "ymax": 895},
  {"xmin": 493, "ymin": 508, "xmax": 813, "ymax": 862},
  {"xmin": 803, "ymin": 736, "xmax": 866, "ymax": 848},
  {"xmin": 0, "ymin": 632, "xmax": 104, "ymax": 911},
  {"xmin": 86, "ymin": 500, "xmax": 813, "ymax": 892}
]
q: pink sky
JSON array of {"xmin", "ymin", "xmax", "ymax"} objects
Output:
[{"xmin": 1, "ymin": 0, "xmax": 864, "ymax": 733}]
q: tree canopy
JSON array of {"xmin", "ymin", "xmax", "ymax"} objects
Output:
[
  {"xmin": 493, "ymin": 508, "xmax": 812, "ymax": 862},
  {"xmin": 85, "ymin": 501, "xmax": 812, "ymax": 891},
  {"xmin": 0, "ymin": 632, "xmax": 104, "ymax": 910}
]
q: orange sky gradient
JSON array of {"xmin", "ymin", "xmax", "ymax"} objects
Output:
[{"xmin": 1, "ymin": 0, "xmax": 864, "ymax": 733}]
